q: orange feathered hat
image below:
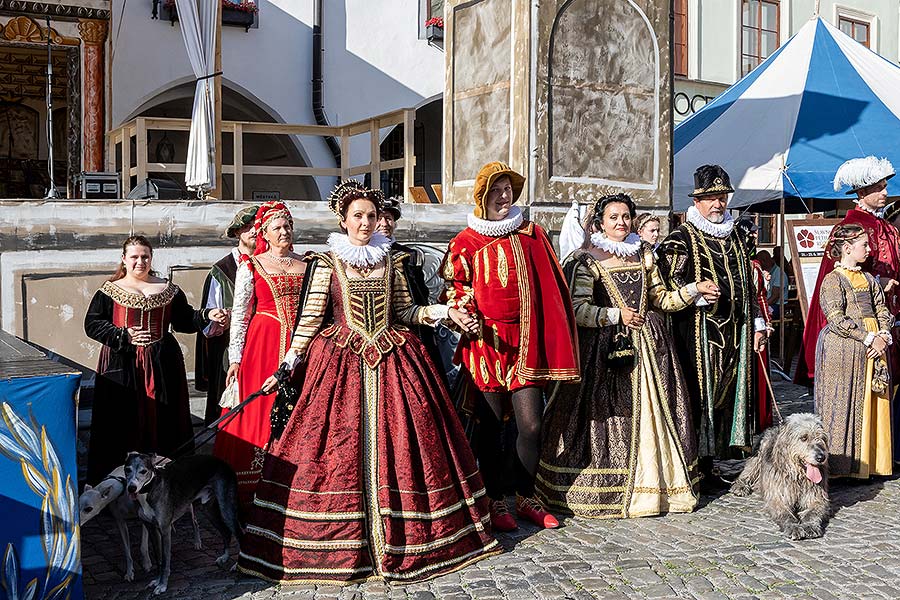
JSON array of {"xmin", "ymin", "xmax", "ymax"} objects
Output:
[{"xmin": 472, "ymin": 161, "xmax": 526, "ymax": 219}]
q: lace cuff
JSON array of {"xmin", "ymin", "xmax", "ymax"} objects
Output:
[
  {"xmin": 227, "ymin": 262, "xmax": 254, "ymax": 364},
  {"xmin": 417, "ymin": 303, "xmax": 450, "ymax": 326}
]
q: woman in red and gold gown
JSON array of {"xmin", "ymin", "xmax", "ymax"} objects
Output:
[
  {"xmin": 84, "ymin": 235, "xmax": 226, "ymax": 483},
  {"xmin": 238, "ymin": 181, "xmax": 499, "ymax": 585},
  {"xmin": 215, "ymin": 202, "xmax": 306, "ymax": 508}
]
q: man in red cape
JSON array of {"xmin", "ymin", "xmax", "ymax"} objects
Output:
[
  {"xmin": 442, "ymin": 161, "xmax": 579, "ymax": 532},
  {"xmin": 798, "ymin": 156, "xmax": 900, "ymax": 385}
]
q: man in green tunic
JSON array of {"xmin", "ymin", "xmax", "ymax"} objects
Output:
[{"xmin": 195, "ymin": 204, "xmax": 258, "ymax": 423}]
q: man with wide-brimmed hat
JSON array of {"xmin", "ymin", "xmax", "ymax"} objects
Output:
[
  {"xmin": 658, "ymin": 165, "xmax": 768, "ymax": 487},
  {"xmin": 441, "ymin": 161, "xmax": 579, "ymax": 531},
  {"xmin": 798, "ymin": 156, "xmax": 900, "ymax": 385},
  {"xmin": 194, "ymin": 204, "xmax": 258, "ymax": 424}
]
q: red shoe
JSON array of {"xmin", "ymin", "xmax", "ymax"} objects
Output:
[
  {"xmin": 489, "ymin": 499, "xmax": 518, "ymax": 532},
  {"xmin": 516, "ymin": 495, "xmax": 559, "ymax": 529}
]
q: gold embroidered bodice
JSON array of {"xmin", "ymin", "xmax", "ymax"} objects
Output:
[{"xmin": 284, "ymin": 251, "xmax": 445, "ymax": 370}]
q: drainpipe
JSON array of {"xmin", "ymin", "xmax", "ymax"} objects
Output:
[{"xmin": 312, "ymin": 0, "xmax": 342, "ymax": 168}]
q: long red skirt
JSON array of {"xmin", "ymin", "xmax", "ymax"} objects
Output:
[
  {"xmin": 213, "ymin": 312, "xmax": 282, "ymax": 508},
  {"xmin": 238, "ymin": 330, "xmax": 499, "ymax": 584}
]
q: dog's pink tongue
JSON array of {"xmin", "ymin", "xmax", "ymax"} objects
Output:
[{"xmin": 806, "ymin": 463, "xmax": 823, "ymax": 483}]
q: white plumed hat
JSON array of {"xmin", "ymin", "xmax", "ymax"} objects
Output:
[{"xmin": 833, "ymin": 156, "xmax": 895, "ymax": 195}]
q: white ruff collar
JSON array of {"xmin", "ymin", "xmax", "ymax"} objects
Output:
[
  {"xmin": 467, "ymin": 206, "xmax": 524, "ymax": 237},
  {"xmin": 687, "ymin": 205, "xmax": 734, "ymax": 238},
  {"xmin": 590, "ymin": 232, "xmax": 642, "ymax": 257},
  {"xmin": 327, "ymin": 232, "xmax": 392, "ymax": 268}
]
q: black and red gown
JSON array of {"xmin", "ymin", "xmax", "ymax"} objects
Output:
[
  {"xmin": 238, "ymin": 250, "xmax": 500, "ymax": 585},
  {"xmin": 84, "ymin": 281, "xmax": 209, "ymax": 483},
  {"xmin": 213, "ymin": 256, "xmax": 304, "ymax": 508}
]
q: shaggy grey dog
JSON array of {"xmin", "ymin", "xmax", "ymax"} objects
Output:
[{"xmin": 731, "ymin": 413, "xmax": 830, "ymax": 540}]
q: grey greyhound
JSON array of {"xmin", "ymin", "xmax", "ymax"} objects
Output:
[{"xmin": 123, "ymin": 452, "xmax": 241, "ymax": 595}]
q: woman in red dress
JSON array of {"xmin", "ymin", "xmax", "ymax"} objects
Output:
[
  {"xmin": 214, "ymin": 202, "xmax": 306, "ymax": 508},
  {"xmin": 238, "ymin": 181, "xmax": 499, "ymax": 585},
  {"xmin": 84, "ymin": 235, "xmax": 226, "ymax": 483}
]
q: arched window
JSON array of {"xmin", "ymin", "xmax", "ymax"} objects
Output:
[{"xmin": 548, "ymin": 0, "xmax": 659, "ymax": 188}]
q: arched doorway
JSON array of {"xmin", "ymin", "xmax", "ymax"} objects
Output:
[{"xmin": 127, "ymin": 83, "xmax": 320, "ymax": 200}]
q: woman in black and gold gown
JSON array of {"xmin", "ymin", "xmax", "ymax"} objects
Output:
[{"xmin": 538, "ymin": 194, "xmax": 716, "ymax": 518}]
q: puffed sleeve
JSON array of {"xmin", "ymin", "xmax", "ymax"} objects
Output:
[
  {"xmin": 393, "ymin": 255, "xmax": 449, "ymax": 326},
  {"xmin": 281, "ymin": 258, "xmax": 333, "ymax": 369},
  {"xmin": 645, "ymin": 250, "xmax": 700, "ymax": 312},
  {"xmin": 657, "ymin": 228, "xmax": 692, "ymax": 291},
  {"xmin": 227, "ymin": 261, "xmax": 255, "ymax": 364},
  {"xmin": 820, "ymin": 272, "xmax": 868, "ymax": 344},
  {"xmin": 84, "ymin": 289, "xmax": 130, "ymax": 350},
  {"xmin": 566, "ymin": 254, "xmax": 620, "ymax": 328},
  {"xmin": 440, "ymin": 238, "xmax": 476, "ymax": 314}
]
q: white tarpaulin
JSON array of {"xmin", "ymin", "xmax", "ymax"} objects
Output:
[{"xmin": 175, "ymin": 0, "xmax": 219, "ymax": 194}]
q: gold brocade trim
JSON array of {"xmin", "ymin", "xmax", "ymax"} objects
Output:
[
  {"xmin": 536, "ymin": 473, "xmax": 625, "ymax": 493},
  {"xmin": 251, "ymin": 256, "xmax": 305, "ymax": 361},
  {"xmin": 362, "ymin": 363, "xmax": 386, "ymax": 575},
  {"xmin": 491, "ymin": 324, "xmax": 501, "ymax": 352},
  {"xmin": 482, "ymin": 248, "xmax": 491, "ymax": 284},
  {"xmin": 239, "ymin": 554, "xmax": 370, "ymax": 576},
  {"xmin": 246, "ymin": 525, "xmax": 368, "ymax": 550},
  {"xmin": 383, "ymin": 516, "xmax": 490, "ymax": 554},
  {"xmin": 631, "ymin": 486, "xmax": 694, "ymax": 496},
  {"xmin": 460, "ymin": 253, "xmax": 471, "ymax": 280},
  {"xmin": 260, "ymin": 477, "xmax": 363, "ymax": 496},
  {"xmin": 479, "ymin": 356, "xmax": 490, "ymax": 384},
  {"xmin": 382, "ymin": 541, "xmax": 500, "ymax": 582},
  {"xmin": 100, "ymin": 281, "xmax": 178, "ymax": 309},
  {"xmin": 378, "ymin": 488, "xmax": 486, "ymax": 520},
  {"xmin": 494, "ymin": 360, "xmax": 504, "ymax": 383},
  {"xmin": 379, "ymin": 470, "xmax": 481, "ymax": 496},
  {"xmin": 538, "ymin": 461, "xmax": 628, "ymax": 475},
  {"xmin": 539, "ymin": 495, "xmax": 623, "ymax": 511},
  {"xmin": 497, "ymin": 245, "xmax": 509, "ymax": 288},
  {"xmin": 239, "ymin": 543, "xmax": 502, "ymax": 586},
  {"xmin": 253, "ymin": 498, "xmax": 365, "ymax": 521}
]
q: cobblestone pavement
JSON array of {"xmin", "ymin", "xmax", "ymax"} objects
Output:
[{"xmin": 82, "ymin": 381, "xmax": 900, "ymax": 599}]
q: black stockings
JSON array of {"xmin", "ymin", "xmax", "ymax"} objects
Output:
[{"xmin": 473, "ymin": 386, "xmax": 544, "ymax": 499}]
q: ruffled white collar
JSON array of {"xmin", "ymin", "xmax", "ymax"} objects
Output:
[
  {"xmin": 467, "ymin": 206, "xmax": 524, "ymax": 237},
  {"xmin": 590, "ymin": 232, "xmax": 642, "ymax": 257},
  {"xmin": 836, "ymin": 264, "xmax": 862, "ymax": 272},
  {"xmin": 327, "ymin": 232, "xmax": 392, "ymax": 268},
  {"xmin": 687, "ymin": 205, "xmax": 734, "ymax": 238}
]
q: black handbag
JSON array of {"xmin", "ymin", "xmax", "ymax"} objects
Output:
[{"xmin": 606, "ymin": 325, "xmax": 636, "ymax": 370}]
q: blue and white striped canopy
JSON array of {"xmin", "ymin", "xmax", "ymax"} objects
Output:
[{"xmin": 674, "ymin": 17, "xmax": 900, "ymax": 211}]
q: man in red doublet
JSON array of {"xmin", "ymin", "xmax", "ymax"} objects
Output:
[
  {"xmin": 442, "ymin": 161, "xmax": 579, "ymax": 531},
  {"xmin": 798, "ymin": 157, "xmax": 900, "ymax": 384}
]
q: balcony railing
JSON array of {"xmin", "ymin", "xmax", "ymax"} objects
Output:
[{"xmin": 106, "ymin": 108, "xmax": 417, "ymax": 201}]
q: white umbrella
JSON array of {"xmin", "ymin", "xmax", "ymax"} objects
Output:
[{"xmin": 175, "ymin": 0, "xmax": 220, "ymax": 195}]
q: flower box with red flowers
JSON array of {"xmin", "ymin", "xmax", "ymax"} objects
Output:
[
  {"xmin": 425, "ymin": 17, "xmax": 443, "ymax": 42},
  {"xmin": 162, "ymin": 0, "xmax": 258, "ymax": 30}
]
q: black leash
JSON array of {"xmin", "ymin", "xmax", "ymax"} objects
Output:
[{"xmin": 164, "ymin": 388, "xmax": 271, "ymax": 464}]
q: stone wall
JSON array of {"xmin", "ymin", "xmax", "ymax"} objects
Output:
[{"xmin": 0, "ymin": 199, "xmax": 470, "ymax": 377}]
